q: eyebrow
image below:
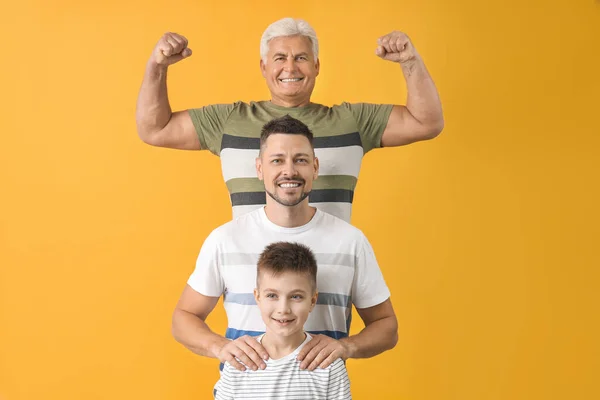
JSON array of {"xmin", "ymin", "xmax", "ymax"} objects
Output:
[
  {"xmin": 263, "ymin": 288, "xmax": 308, "ymax": 295},
  {"xmin": 268, "ymin": 153, "xmax": 311, "ymax": 158},
  {"xmin": 272, "ymin": 52, "xmax": 309, "ymax": 59}
]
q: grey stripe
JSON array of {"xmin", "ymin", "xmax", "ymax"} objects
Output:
[
  {"xmin": 224, "ymin": 292, "xmax": 351, "ymax": 307},
  {"xmin": 230, "ymin": 189, "xmax": 353, "ymax": 206},
  {"xmin": 224, "ymin": 292, "xmax": 257, "ymax": 305},
  {"xmin": 219, "ymin": 252, "xmax": 260, "ymax": 266},
  {"xmin": 220, "ymin": 132, "xmax": 362, "ymax": 151},
  {"xmin": 221, "ymin": 134, "xmax": 259, "ymax": 151},
  {"xmin": 220, "ymin": 252, "xmax": 355, "ymax": 268},
  {"xmin": 313, "ymin": 132, "xmax": 362, "ymax": 149}
]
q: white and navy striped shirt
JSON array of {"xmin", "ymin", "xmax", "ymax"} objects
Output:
[
  {"xmin": 188, "ymin": 207, "xmax": 390, "ymax": 342},
  {"xmin": 214, "ymin": 333, "xmax": 351, "ymax": 400}
]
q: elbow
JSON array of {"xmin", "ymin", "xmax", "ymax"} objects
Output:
[
  {"xmin": 137, "ymin": 127, "xmax": 165, "ymax": 147},
  {"xmin": 386, "ymin": 316, "xmax": 399, "ymax": 351},
  {"xmin": 171, "ymin": 309, "xmax": 184, "ymax": 344},
  {"xmin": 423, "ymin": 118, "xmax": 445, "ymax": 140}
]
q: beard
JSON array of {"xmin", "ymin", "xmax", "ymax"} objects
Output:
[{"xmin": 266, "ymin": 179, "xmax": 311, "ymax": 207}]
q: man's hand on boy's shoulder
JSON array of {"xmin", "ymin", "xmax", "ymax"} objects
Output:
[
  {"xmin": 216, "ymin": 335, "xmax": 269, "ymax": 372},
  {"xmin": 296, "ymin": 335, "xmax": 351, "ymax": 371}
]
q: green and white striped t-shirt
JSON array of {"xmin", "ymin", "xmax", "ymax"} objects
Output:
[{"xmin": 189, "ymin": 101, "xmax": 393, "ymax": 222}]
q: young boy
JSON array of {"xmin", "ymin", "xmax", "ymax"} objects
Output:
[{"xmin": 213, "ymin": 242, "xmax": 351, "ymax": 400}]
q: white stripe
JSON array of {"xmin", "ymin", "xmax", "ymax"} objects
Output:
[
  {"xmin": 314, "ymin": 145, "xmax": 363, "ymax": 177},
  {"xmin": 305, "ymin": 304, "xmax": 350, "ymax": 333},
  {"xmin": 220, "ymin": 145, "xmax": 364, "ymax": 183},
  {"xmin": 220, "ymin": 148, "xmax": 260, "ymax": 181},
  {"xmin": 308, "ymin": 202, "xmax": 352, "ymax": 223},
  {"xmin": 224, "ymin": 302, "xmax": 265, "ymax": 332}
]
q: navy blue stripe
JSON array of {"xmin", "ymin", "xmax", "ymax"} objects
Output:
[
  {"xmin": 225, "ymin": 328, "xmax": 264, "ymax": 340},
  {"xmin": 220, "ymin": 132, "xmax": 363, "ymax": 151},
  {"xmin": 230, "ymin": 189, "xmax": 353, "ymax": 206}
]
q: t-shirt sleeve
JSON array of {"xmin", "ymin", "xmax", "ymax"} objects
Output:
[
  {"xmin": 187, "ymin": 231, "xmax": 224, "ymax": 297},
  {"xmin": 326, "ymin": 358, "xmax": 352, "ymax": 399},
  {"xmin": 341, "ymin": 102, "xmax": 394, "ymax": 153},
  {"xmin": 352, "ymin": 234, "xmax": 391, "ymax": 309},
  {"xmin": 188, "ymin": 103, "xmax": 236, "ymax": 155}
]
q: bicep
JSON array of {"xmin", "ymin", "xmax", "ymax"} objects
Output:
[
  {"xmin": 175, "ymin": 284, "xmax": 220, "ymax": 320},
  {"xmin": 356, "ymin": 298, "xmax": 396, "ymax": 326},
  {"xmin": 380, "ymin": 105, "xmax": 432, "ymax": 147},
  {"xmin": 151, "ymin": 110, "xmax": 202, "ymax": 150}
]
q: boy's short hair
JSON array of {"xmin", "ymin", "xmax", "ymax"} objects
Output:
[{"xmin": 257, "ymin": 242, "xmax": 317, "ymax": 292}]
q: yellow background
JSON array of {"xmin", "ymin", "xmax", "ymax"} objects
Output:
[{"xmin": 1, "ymin": 0, "xmax": 599, "ymax": 399}]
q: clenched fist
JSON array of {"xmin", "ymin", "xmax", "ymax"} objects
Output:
[
  {"xmin": 375, "ymin": 31, "xmax": 419, "ymax": 65},
  {"xmin": 152, "ymin": 32, "xmax": 192, "ymax": 66}
]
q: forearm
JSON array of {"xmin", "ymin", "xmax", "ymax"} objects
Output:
[
  {"xmin": 171, "ymin": 308, "xmax": 229, "ymax": 358},
  {"xmin": 401, "ymin": 56, "xmax": 444, "ymax": 133},
  {"xmin": 135, "ymin": 61, "xmax": 173, "ymax": 140},
  {"xmin": 341, "ymin": 315, "xmax": 398, "ymax": 359}
]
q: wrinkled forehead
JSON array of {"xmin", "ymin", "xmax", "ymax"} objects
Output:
[{"xmin": 267, "ymin": 35, "xmax": 314, "ymax": 56}]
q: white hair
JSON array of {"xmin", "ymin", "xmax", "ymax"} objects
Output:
[{"xmin": 260, "ymin": 18, "xmax": 319, "ymax": 62}]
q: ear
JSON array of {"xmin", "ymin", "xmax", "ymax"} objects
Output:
[
  {"xmin": 313, "ymin": 156, "xmax": 319, "ymax": 181},
  {"xmin": 260, "ymin": 59, "xmax": 267, "ymax": 78},
  {"xmin": 315, "ymin": 58, "xmax": 320, "ymax": 77},
  {"xmin": 310, "ymin": 291, "xmax": 318, "ymax": 312},
  {"xmin": 256, "ymin": 156, "xmax": 264, "ymax": 181},
  {"xmin": 254, "ymin": 288, "xmax": 260, "ymax": 303}
]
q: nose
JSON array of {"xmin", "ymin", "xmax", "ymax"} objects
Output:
[
  {"xmin": 283, "ymin": 57, "xmax": 298, "ymax": 72},
  {"xmin": 281, "ymin": 159, "xmax": 297, "ymax": 177},
  {"xmin": 277, "ymin": 298, "xmax": 291, "ymax": 314}
]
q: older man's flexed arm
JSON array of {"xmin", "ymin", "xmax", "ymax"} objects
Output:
[{"xmin": 135, "ymin": 32, "xmax": 200, "ymax": 150}]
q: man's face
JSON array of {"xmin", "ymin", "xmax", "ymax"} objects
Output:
[
  {"xmin": 256, "ymin": 133, "xmax": 319, "ymax": 207},
  {"xmin": 260, "ymin": 35, "xmax": 320, "ymax": 106},
  {"xmin": 254, "ymin": 270, "xmax": 317, "ymax": 338}
]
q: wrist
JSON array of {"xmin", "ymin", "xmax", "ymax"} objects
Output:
[
  {"xmin": 339, "ymin": 337, "xmax": 357, "ymax": 360},
  {"xmin": 146, "ymin": 59, "xmax": 168, "ymax": 78},
  {"xmin": 209, "ymin": 337, "xmax": 229, "ymax": 358}
]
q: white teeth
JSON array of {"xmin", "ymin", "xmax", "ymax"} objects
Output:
[
  {"xmin": 280, "ymin": 78, "xmax": 302, "ymax": 82},
  {"xmin": 279, "ymin": 183, "xmax": 300, "ymax": 188}
]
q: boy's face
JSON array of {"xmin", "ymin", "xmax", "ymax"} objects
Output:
[{"xmin": 254, "ymin": 270, "xmax": 318, "ymax": 337}]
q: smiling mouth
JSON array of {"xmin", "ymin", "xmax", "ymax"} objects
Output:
[
  {"xmin": 279, "ymin": 78, "xmax": 304, "ymax": 83},
  {"xmin": 272, "ymin": 318, "xmax": 295, "ymax": 324},
  {"xmin": 278, "ymin": 182, "xmax": 302, "ymax": 189}
]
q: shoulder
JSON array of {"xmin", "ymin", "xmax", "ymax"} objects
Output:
[{"xmin": 206, "ymin": 209, "xmax": 263, "ymax": 242}]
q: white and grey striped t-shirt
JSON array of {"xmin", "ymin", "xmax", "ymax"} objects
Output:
[
  {"xmin": 187, "ymin": 207, "xmax": 390, "ymax": 341},
  {"xmin": 213, "ymin": 333, "xmax": 351, "ymax": 400}
]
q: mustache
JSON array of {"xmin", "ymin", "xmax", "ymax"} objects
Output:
[{"xmin": 275, "ymin": 177, "xmax": 305, "ymax": 185}]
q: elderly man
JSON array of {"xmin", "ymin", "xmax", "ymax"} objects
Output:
[{"xmin": 136, "ymin": 18, "xmax": 443, "ymax": 222}]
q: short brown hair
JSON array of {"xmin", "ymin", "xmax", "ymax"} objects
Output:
[
  {"xmin": 257, "ymin": 242, "xmax": 317, "ymax": 292},
  {"xmin": 260, "ymin": 115, "xmax": 314, "ymax": 152}
]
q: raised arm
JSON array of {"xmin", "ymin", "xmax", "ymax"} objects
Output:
[
  {"xmin": 376, "ymin": 31, "xmax": 444, "ymax": 147},
  {"xmin": 135, "ymin": 32, "xmax": 201, "ymax": 150}
]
